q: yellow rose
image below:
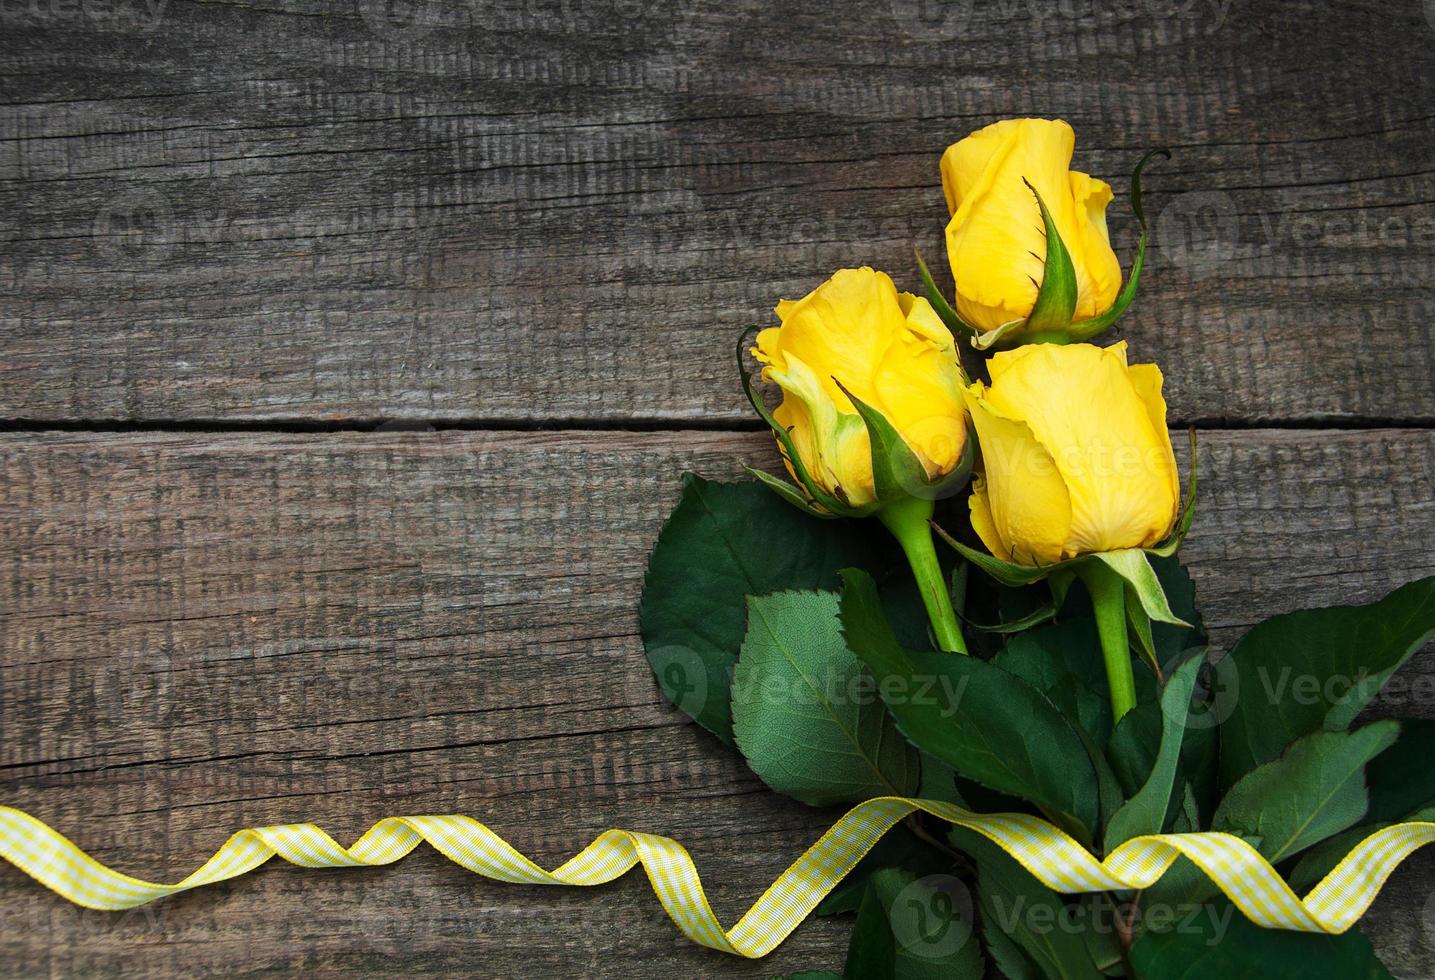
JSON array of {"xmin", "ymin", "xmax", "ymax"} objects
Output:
[
  {"xmin": 964, "ymin": 342, "xmax": 1179, "ymax": 566},
  {"xmin": 941, "ymin": 118, "xmax": 1123, "ymax": 337},
  {"xmin": 751, "ymin": 267, "xmax": 969, "ymax": 511}
]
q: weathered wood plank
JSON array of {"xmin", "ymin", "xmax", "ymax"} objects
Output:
[
  {"xmin": 0, "ymin": 427, "xmax": 1432, "ymax": 974},
  {"xmin": 1, "ymin": 0, "xmax": 1432, "ymax": 424}
]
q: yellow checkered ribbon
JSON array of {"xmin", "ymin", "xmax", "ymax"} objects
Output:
[{"xmin": 2, "ymin": 799, "xmax": 1429, "ymax": 957}]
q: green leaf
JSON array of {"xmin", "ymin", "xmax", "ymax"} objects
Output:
[
  {"xmin": 950, "ymin": 828, "xmax": 1104, "ymax": 980},
  {"xmin": 1075, "ymin": 896, "xmax": 1126, "ymax": 974},
  {"xmin": 1104, "ymin": 654, "xmax": 1204, "ymax": 851},
  {"xmin": 1148, "ymin": 553, "xmax": 1207, "ymax": 666},
  {"xmin": 1171, "ymin": 782, "xmax": 1201, "ymax": 834},
  {"xmin": 916, "ymin": 752, "xmax": 965, "ymax": 806},
  {"xmin": 998, "ymin": 615, "xmax": 1161, "ymax": 750},
  {"xmin": 1130, "ymin": 901, "xmax": 1395, "ymax": 980},
  {"xmin": 977, "ymin": 915, "xmax": 1043, "ymax": 980},
  {"xmin": 1105, "ymin": 697, "xmax": 1162, "ymax": 797},
  {"xmin": 840, "ymin": 569, "xmax": 1099, "ymax": 842},
  {"xmin": 1106, "ymin": 670, "xmax": 1219, "ymax": 832},
  {"xmin": 1218, "ymin": 577, "xmax": 1435, "ymax": 788},
  {"xmin": 639, "ymin": 476, "xmax": 873, "ymax": 743},
  {"xmin": 991, "ymin": 624, "xmax": 1128, "ymax": 830},
  {"xmin": 995, "ymin": 622, "xmax": 1115, "ymax": 749},
  {"xmin": 1175, "ymin": 716, "xmax": 1221, "ymax": 829},
  {"xmin": 731, "ymin": 591, "xmax": 919, "ymax": 807},
  {"xmin": 1212, "ymin": 722, "xmax": 1400, "ymax": 863},
  {"xmin": 878, "ymin": 565, "xmax": 953, "ymax": 653},
  {"xmin": 843, "ymin": 869, "xmax": 983, "ymax": 980},
  {"xmin": 1366, "ymin": 719, "xmax": 1435, "ymax": 823},
  {"xmin": 1287, "ymin": 719, "xmax": 1435, "ymax": 890}
]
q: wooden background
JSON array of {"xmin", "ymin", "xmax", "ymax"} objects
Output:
[{"xmin": 1, "ymin": 0, "xmax": 1433, "ymax": 975}]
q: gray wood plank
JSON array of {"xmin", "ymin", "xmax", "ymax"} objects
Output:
[
  {"xmin": 0, "ymin": 427, "xmax": 1432, "ymax": 975},
  {"xmin": 1, "ymin": 0, "xmax": 1432, "ymax": 424}
]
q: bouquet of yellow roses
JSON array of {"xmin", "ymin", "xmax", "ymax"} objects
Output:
[
  {"xmin": 641, "ymin": 118, "xmax": 1435, "ymax": 978},
  {"xmin": 4, "ymin": 117, "xmax": 1432, "ymax": 980}
]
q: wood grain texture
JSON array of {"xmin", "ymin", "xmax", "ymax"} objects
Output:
[
  {"xmin": 2, "ymin": 0, "xmax": 1433, "ymax": 974},
  {"xmin": 0, "ymin": 427, "xmax": 1432, "ymax": 976},
  {"xmin": 1, "ymin": 0, "xmax": 1433, "ymax": 424}
]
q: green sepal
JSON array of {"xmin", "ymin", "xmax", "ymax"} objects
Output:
[
  {"xmin": 1091, "ymin": 550, "xmax": 1191, "ymax": 628},
  {"xmin": 742, "ymin": 466, "xmax": 836, "ymax": 520},
  {"xmin": 838, "ymin": 381, "xmax": 976, "ymax": 505},
  {"xmin": 931, "ymin": 526, "xmax": 1056, "ymax": 587},
  {"xmin": 969, "ymin": 180, "xmax": 1079, "ymax": 352},
  {"xmin": 933, "ymin": 527, "xmax": 1189, "ymax": 631},
  {"xmin": 934, "ymin": 425, "xmax": 1196, "ymax": 586},
  {"xmin": 735, "ymin": 325, "xmax": 872, "ymax": 518},
  {"xmin": 961, "ymin": 602, "xmax": 1057, "ymax": 635},
  {"xmin": 915, "ymin": 247, "xmax": 980, "ymax": 339},
  {"xmin": 930, "ymin": 527, "xmax": 1102, "ymax": 593},
  {"xmin": 1017, "ymin": 178, "xmax": 1079, "ymax": 335},
  {"xmin": 971, "ymin": 148, "xmax": 1169, "ymax": 350},
  {"xmin": 838, "ymin": 380, "xmax": 934, "ymax": 504},
  {"xmin": 1048, "ymin": 567, "xmax": 1077, "ymax": 609},
  {"xmin": 1125, "ymin": 587, "xmax": 1162, "ymax": 678},
  {"xmin": 935, "ymin": 542, "xmax": 1191, "ymax": 693},
  {"xmin": 949, "ymin": 560, "xmax": 969, "ymax": 614},
  {"xmin": 1149, "ymin": 428, "xmax": 1199, "ymax": 557},
  {"xmin": 1065, "ymin": 148, "xmax": 1169, "ymax": 342},
  {"xmin": 968, "ymin": 317, "xmax": 1027, "ymax": 352}
]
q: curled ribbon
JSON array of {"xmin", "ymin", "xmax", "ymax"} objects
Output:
[{"xmin": 2, "ymin": 799, "xmax": 1430, "ymax": 958}]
